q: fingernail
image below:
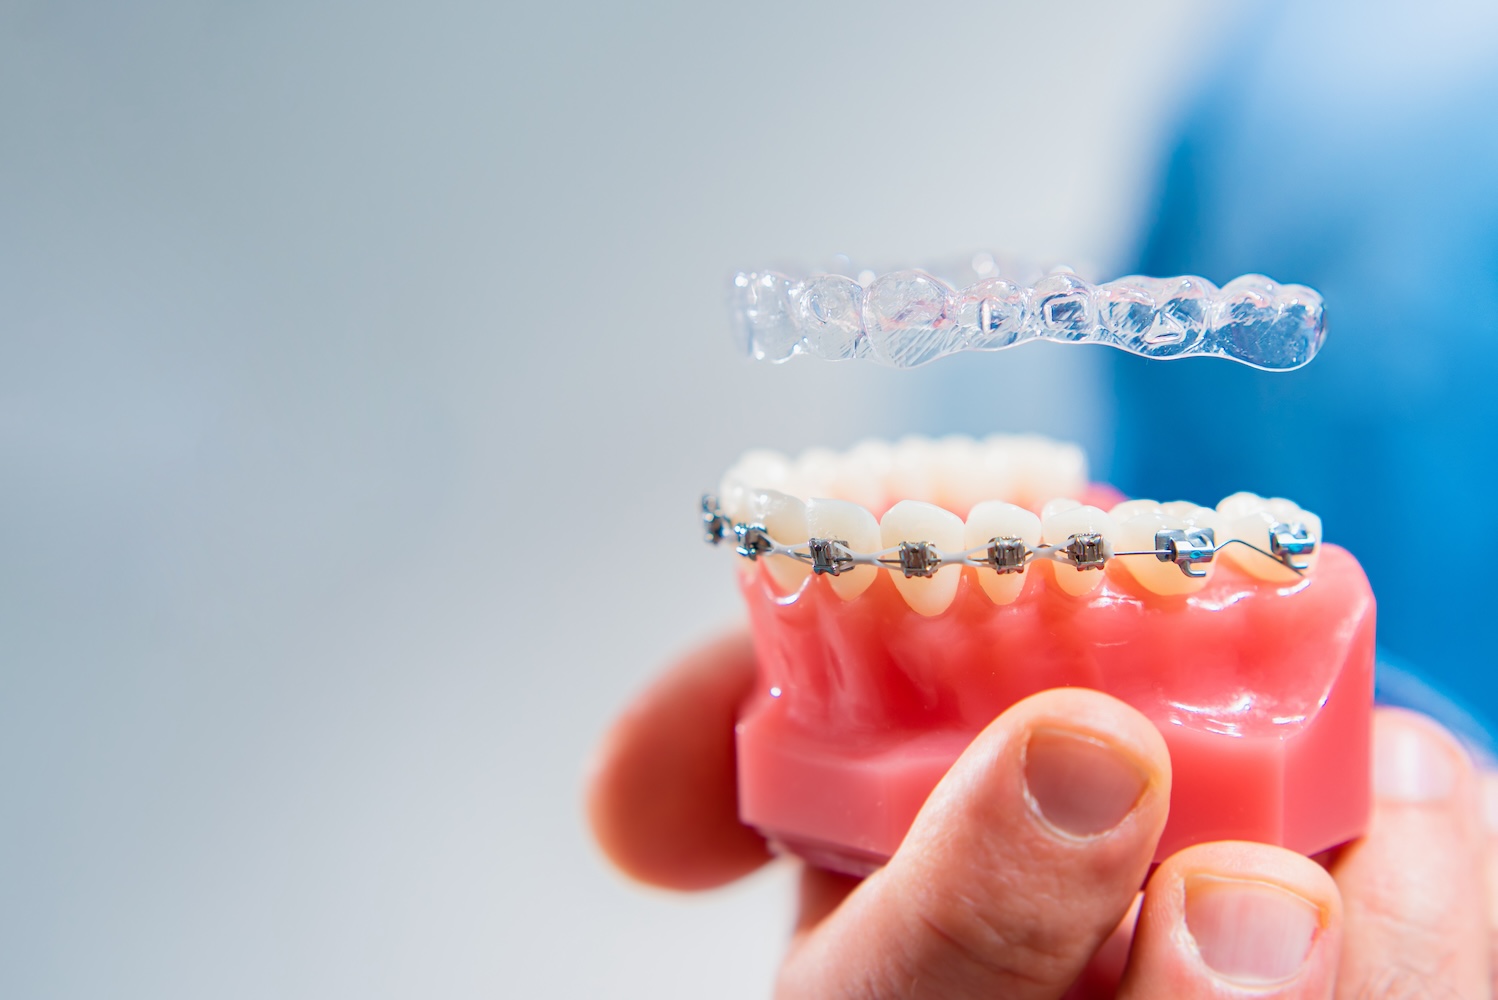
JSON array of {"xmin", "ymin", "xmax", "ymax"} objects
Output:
[
  {"xmin": 1023, "ymin": 728, "xmax": 1148, "ymax": 838},
  {"xmin": 1374, "ymin": 719, "xmax": 1456, "ymax": 802},
  {"xmin": 1185, "ymin": 875, "xmax": 1320, "ymax": 986}
]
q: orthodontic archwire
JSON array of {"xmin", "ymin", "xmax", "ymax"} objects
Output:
[{"xmin": 699, "ymin": 496, "xmax": 1316, "ymax": 580}]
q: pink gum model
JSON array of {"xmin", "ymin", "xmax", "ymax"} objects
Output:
[{"xmin": 735, "ymin": 519, "xmax": 1375, "ymax": 876}]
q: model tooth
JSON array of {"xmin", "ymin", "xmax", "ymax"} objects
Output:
[
  {"xmin": 880, "ymin": 500, "xmax": 964, "ymax": 616},
  {"xmin": 1040, "ymin": 496, "xmax": 1082, "ymax": 519},
  {"xmin": 1020, "ymin": 438, "xmax": 1088, "ymax": 509},
  {"xmin": 748, "ymin": 489, "xmax": 810, "ymax": 594},
  {"xmin": 964, "ymin": 501, "xmax": 1042, "ymax": 605},
  {"xmin": 968, "ymin": 439, "xmax": 1020, "ymax": 509},
  {"xmin": 1108, "ymin": 498, "xmax": 1162, "ymax": 522},
  {"xmin": 1216, "ymin": 491, "xmax": 1322, "ymax": 583},
  {"xmin": 930, "ymin": 435, "xmax": 983, "ymax": 515},
  {"xmin": 1159, "ymin": 499, "xmax": 1204, "ymax": 518},
  {"xmin": 720, "ymin": 449, "xmax": 792, "ymax": 523},
  {"xmin": 887, "ymin": 436, "xmax": 939, "ymax": 506},
  {"xmin": 1111, "ymin": 501, "xmax": 1221, "ymax": 596},
  {"xmin": 792, "ymin": 447, "xmax": 841, "ymax": 500},
  {"xmin": 821, "ymin": 460, "xmax": 884, "ymax": 513},
  {"xmin": 725, "ymin": 448, "xmax": 792, "ymax": 489},
  {"xmin": 992, "ymin": 435, "xmax": 1088, "ymax": 509},
  {"xmin": 1216, "ymin": 491, "xmax": 1261, "ymax": 521},
  {"xmin": 806, "ymin": 498, "xmax": 880, "ymax": 601},
  {"xmin": 1040, "ymin": 500, "xmax": 1117, "ymax": 596},
  {"xmin": 843, "ymin": 438, "xmax": 896, "ymax": 511}
]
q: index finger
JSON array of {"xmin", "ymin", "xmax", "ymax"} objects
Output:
[{"xmin": 585, "ymin": 629, "xmax": 772, "ymax": 890}]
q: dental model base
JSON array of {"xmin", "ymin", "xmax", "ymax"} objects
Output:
[
  {"xmin": 706, "ymin": 436, "xmax": 1374, "ymax": 876},
  {"xmin": 731, "ymin": 256, "xmax": 1325, "ymax": 371}
]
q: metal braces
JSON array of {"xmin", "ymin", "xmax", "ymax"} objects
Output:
[{"xmin": 700, "ymin": 495, "xmax": 1314, "ymax": 579}]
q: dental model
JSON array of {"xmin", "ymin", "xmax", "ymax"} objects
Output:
[
  {"xmin": 703, "ymin": 434, "xmax": 1374, "ymax": 876},
  {"xmin": 731, "ymin": 256, "xmax": 1325, "ymax": 371}
]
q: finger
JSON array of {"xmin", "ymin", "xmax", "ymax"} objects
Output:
[
  {"xmin": 778, "ymin": 688, "xmax": 1171, "ymax": 1000},
  {"xmin": 586, "ymin": 629, "xmax": 771, "ymax": 890},
  {"xmin": 793, "ymin": 866, "xmax": 861, "ymax": 937},
  {"xmin": 1482, "ymin": 772, "xmax": 1498, "ymax": 996},
  {"xmin": 1062, "ymin": 896, "xmax": 1140, "ymax": 1000},
  {"xmin": 1118, "ymin": 842, "xmax": 1341, "ymax": 998},
  {"xmin": 1332, "ymin": 708, "xmax": 1488, "ymax": 998}
]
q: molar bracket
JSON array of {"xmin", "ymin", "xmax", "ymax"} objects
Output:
[
  {"xmin": 1270, "ymin": 522, "xmax": 1316, "ymax": 570},
  {"xmin": 1155, "ymin": 527, "xmax": 1217, "ymax": 578}
]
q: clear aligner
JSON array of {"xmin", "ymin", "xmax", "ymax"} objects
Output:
[
  {"xmin": 729, "ymin": 257, "xmax": 1326, "ymax": 372},
  {"xmin": 700, "ymin": 496, "xmax": 1314, "ymax": 579}
]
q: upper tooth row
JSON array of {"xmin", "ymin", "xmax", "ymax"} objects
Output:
[
  {"xmin": 730, "ymin": 269, "xmax": 1325, "ymax": 372},
  {"xmin": 719, "ymin": 435, "xmax": 1088, "ymax": 519},
  {"xmin": 704, "ymin": 492, "xmax": 1321, "ymax": 615}
]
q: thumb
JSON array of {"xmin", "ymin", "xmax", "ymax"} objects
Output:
[{"xmin": 778, "ymin": 689, "xmax": 1172, "ymax": 1000}]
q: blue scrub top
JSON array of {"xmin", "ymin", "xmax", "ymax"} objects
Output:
[{"xmin": 1109, "ymin": 1, "xmax": 1498, "ymax": 746}]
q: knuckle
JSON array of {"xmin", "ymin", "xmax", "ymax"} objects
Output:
[
  {"xmin": 1358, "ymin": 964, "xmax": 1467, "ymax": 1000},
  {"xmin": 1354, "ymin": 913, "xmax": 1469, "ymax": 1000}
]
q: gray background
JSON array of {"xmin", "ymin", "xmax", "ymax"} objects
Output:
[{"xmin": 1, "ymin": 1, "xmax": 1224, "ymax": 996}]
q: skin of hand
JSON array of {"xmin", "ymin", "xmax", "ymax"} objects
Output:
[{"xmin": 587, "ymin": 631, "xmax": 1495, "ymax": 999}]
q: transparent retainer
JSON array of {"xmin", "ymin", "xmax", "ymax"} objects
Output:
[{"xmin": 729, "ymin": 256, "xmax": 1326, "ymax": 373}]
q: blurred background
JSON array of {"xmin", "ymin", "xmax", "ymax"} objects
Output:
[{"xmin": 6, "ymin": 0, "xmax": 1495, "ymax": 997}]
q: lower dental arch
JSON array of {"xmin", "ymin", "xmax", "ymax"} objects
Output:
[{"xmin": 700, "ymin": 495, "xmax": 1316, "ymax": 580}]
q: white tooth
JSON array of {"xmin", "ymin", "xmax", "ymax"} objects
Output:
[
  {"xmin": 880, "ymin": 499, "xmax": 964, "ymax": 616},
  {"xmin": 887, "ymin": 436, "xmax": 939, "ymax": 506},
  {"xmin": 1040, "ymin": 496, "xmax": 1082, "ymax": 520},
  {"xmin": 1024, "ymin": 440, "xmax": 1089, "ymax": 508},
  {"xmin": 1217, "ymin": 491, "xmax": 1267, "ymax": 520},
  {"xmin": 718, "ymin": 480, "xmax": 748, "ymax": 525},
  {"xmin": 844, "ymin": 438, "xmax": 895, "ymax": 511},
  {"xmin": 1000, "ymin": 435, "xmax": 1089, "ymax": 509},
  {"xmin": 725, "ymin": 448, "xmax": 792, "ymax": 489},
  {"xmin": 964, "ymin": 500, "xmax": 1042, "ymax": 605},
  {"xmin": 748, "ymin": 489, "xmax": 811, "ymax": 594},
  {"xmin": 806, "ymin": 498, "xmax": 881, "ymax": 600},
  {"xmin": 968, "ymin": 440, "xmax": 1020, "ymax": 508},
  {"xmin": 1159, "ymin": 499, "xmax": 1205, "ymax": 518},
  {"xmin": 1040, "ymin": 501, "xmax": 1117, "ymax": 596},
  {"xmin": 1108, "ymin": 498, "xmax": 1161, "ymax": 522},
  {"xmin": 982, "ymin": 434, "xmax": 1019, "ymax": 478},
  {"xmin": 792, "ymin": 447, "xmax": 841, "ymax": 500},
  {"xmin": 823, "ymin": 463, "xmax": 884, "ymax": 513},
  {"xmin": 720, "ymin": 449, "xmax": 792, "ymax": 523},
  {"xmin": 1111, "ymin": 502, "xmax": 1221, "ymax": 596},
  {"xmin": 1216, "ymin": 491, "xmax": 1322, "ymax": 583},
  {"xmin": 930, "ymin": 435, "xmax": 983, "ymax": 515},
  {"xmin": 1265, "ymin": 496, "xmax": 1314, "ymax": 527}
]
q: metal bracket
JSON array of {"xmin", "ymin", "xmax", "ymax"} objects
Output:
[
  {"xmin": 1063, "ymin": 532, "xmax": 1107, "ymax": 571},
  {"xmin": 1269, "ymin": 522, "xmax": 1315, "ymax": 571},
  {"xmin": 700, "ymin": 500, "xmax": 1319, "ymax": 581},
  {"xmin": 807, "ymin": 537, "xmax": 853, "ymax": 576},
  {"xmin": 1155, "ymin": 527, "xmax": 1216, "ymax": 578},
  {"xmin": 734, "ymin": 523, "xmax": 773, "ymax": 560},
  {"xmin": 896, "ymin": 541, "xmax": 941, "ymax": 578},
  {"xmin": 701, "ymin": 494, "xmax": 731, "ymax": 544},
  {"xmin": 985, "ymin": 536, "xmax": 1029, "ymax": 575}
]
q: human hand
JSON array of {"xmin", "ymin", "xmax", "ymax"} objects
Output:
[{"xmin": 588, "ymin": 631, "xmax": 1494, "ymax": 998}]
